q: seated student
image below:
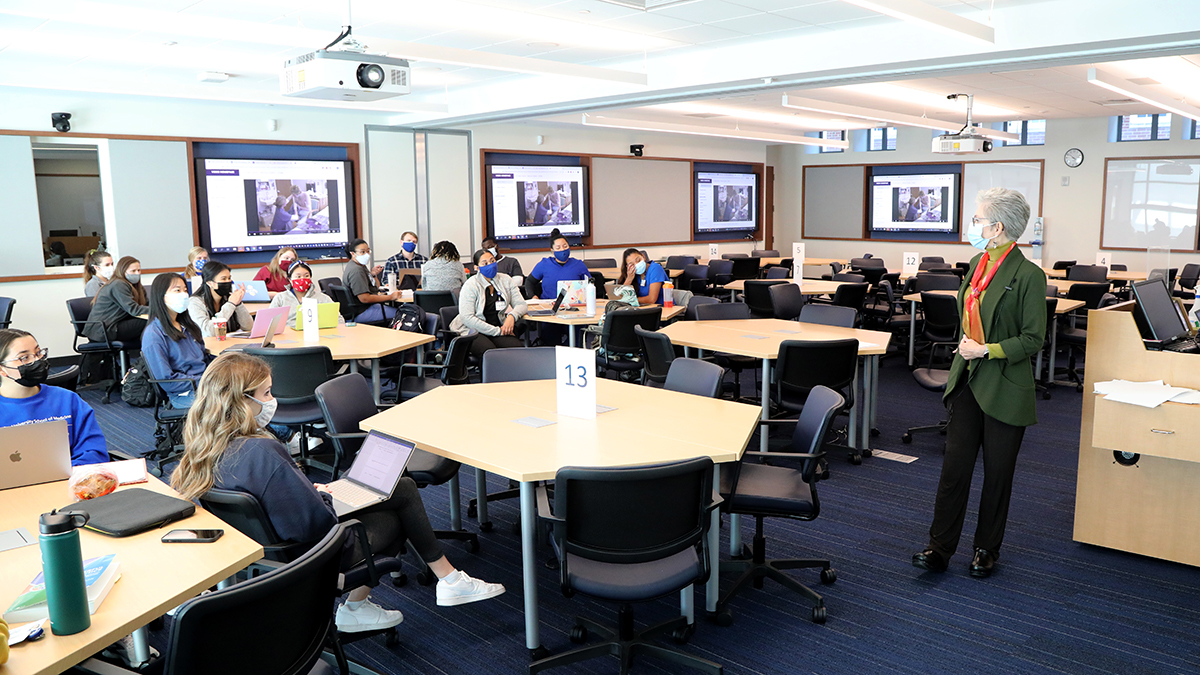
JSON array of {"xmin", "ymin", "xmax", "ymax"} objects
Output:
[
  {"xmin": 188, "ymin": 261, "xmax": 252, "ymax": 338},
  {"xmin": 451, "ymin": 249, "xmax": 528, "ymax": 357},
  {"xmin": 420, "ymin": 241, "xmax": 467, "ymax": 293},
  {"xmin": 82, "ymin": 249, "xmax": 114, "ymax": 298},
  {"xmin": 478, "ymin": 237, "xmax": 523, "ymax": 283},
  {"xmin": 170, "ymin": 353, "xmax": 505, "ymax": 632},
  {"xmin": 45, "ymin": 241, "xmax": 67, "ymax": 267},
  {"xmin": 382, "ymin": 231, "xmax": 427, "ymax": 280},
  {"xmin": 529, "ymin": 228, "xmax": 590, "ymax": 299},
  {"xmin": 182, "ymin": 246, "xmax": 209, "ymax": 288},
  {"xmin": 142, "ymin": 274, "xmax": 212, "ymax": 410},
  {"xmin": 343, "ymin": 239, "xmax": 400, "ymax": 324},
  {"xmin": 86, "ymin": 256, "xmax": 148, "ymax": 344},
  {"xmin": 0, "ymin": 329, "xmax": 108, "ymax": 466},
  {"xmin": 268, "ymin": 261, "xmax": 333, "ymax": 323},
  {"xmin": 253, "ymin": 247, "xmax": 299, "ymax": 298},
  {"xmin": 616, "ymin": 247, "xmax": 669, "ymax": 305}
]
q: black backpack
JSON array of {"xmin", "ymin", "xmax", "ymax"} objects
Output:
[
  {"xmin": 120, "ymin": 357, "xmax": 156, "ymax": 408},
  {"xmin": 390, "ymin": 303, "xmax": 427, "ymax": 333}
]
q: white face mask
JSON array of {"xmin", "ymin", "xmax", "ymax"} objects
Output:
[
  {"xmin": 487, "ymin": 247, "xmax": 498, "ymax": 257},
  {"xmin": 246, "ymin": 394, "xmax": 278, "ymax": 429},
  {"xmin": 164, "ymin": 291, "xmax": 190, "ymax": 314},
  {"xmin": 355, "ymin": 253, "xmax": 371, "ymax": 268},
  {"xmin": 97, "ymin": 264, "xmax": 114, "ymax": 279}
]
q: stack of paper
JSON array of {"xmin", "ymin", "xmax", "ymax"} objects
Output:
[{"xmin": 1093, "ymin": 380, "xmax": 1200, "ymax": 408}]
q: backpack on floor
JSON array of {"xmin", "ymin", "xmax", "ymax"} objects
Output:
[
  {"xmin": 390, "ymin": 303, "xmax": 426, "ymax": 334},
  {"xmin": 120, "ymin": 357, "xmax": 156, "ymax": 408}
]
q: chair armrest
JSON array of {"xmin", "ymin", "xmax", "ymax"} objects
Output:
[
  {"xmin": 340, "ymin": 519, "xmax": 381, "ymax": 589},
  {"xmin": 705, "ymin": 492, "xmax": 724, "ymax": 513},
  {"xmin": 328, "ymin": 431, "xmax": 368, "ymax": 440},
  {"xmin": 535, "ymin": 483, "xmax": 562, "ymax": 524},
  {"xmin": 148, "ymin": 376, "xmax": 198, "ymax": 393},
  {"xmin": 741, "ymin": 450, "xmax": 824, "ymax": 464},
  {"xmin": 398, "ymin": 362, "xmax": 445, "ymax": 377}
]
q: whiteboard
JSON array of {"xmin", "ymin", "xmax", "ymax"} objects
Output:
[
  {"xmin": 591, "ymin": 157, "xmax": 691, "ymax": 246},
  {"xmin": 803, "ymin": 165, "xmax": 865, "ymax": 238},
  {"xmin": 961, "ymin": 162, "xmax": 1042, "ymax": 245},
  {"xmin": 1102, "ymin": 157, "xmax": 1200, "ymax": 250}
]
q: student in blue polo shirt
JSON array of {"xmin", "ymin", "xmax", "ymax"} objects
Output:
[
  {"xmin": 529, "ymin": 228, "xmax": 590, "ymax": 299},
  {"xmin": 616, "ymin": 247, "xmax": 669, "ymax": 305}
]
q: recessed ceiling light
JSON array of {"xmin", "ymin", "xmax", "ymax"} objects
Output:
[
  {"xmin": 527, "ymin": 42, "xmax": 560, "ymax": 49},
  {"xmin": 162, "ymin": 40, "xmax": 177, "ymax": 46},
  {"xmin": 578, "ymin": 9, "xmax": 591, "ymax": 14}
]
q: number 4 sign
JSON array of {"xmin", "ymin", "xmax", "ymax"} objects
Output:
[{"xmin": 556, "ymin": 346, "xmax": 596, "ymax": 419}]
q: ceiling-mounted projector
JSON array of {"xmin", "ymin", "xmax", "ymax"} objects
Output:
[
  {"xmin": 281, "ymin": 50, "xmax": 410, "ymax": 101},
  {"xmin": 931, "ymin": 92, "xmax": 993, "ymax": 155}
]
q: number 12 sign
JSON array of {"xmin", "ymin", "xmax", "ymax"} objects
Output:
[{"xmin": 556, "ymin": 346, "xmax": 596, "ymax": 419}]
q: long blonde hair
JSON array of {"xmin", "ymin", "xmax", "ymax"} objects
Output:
[
  {"xmin": 265, "ymin": 247, "xmax": 298, "ymax": 279},
  {"xmin": 171, "ymin": 352, "xmax": 273, "ymax": 501},
  {"xmin": 184, "ymin": 246, "xmax": 208, "ymax": 278}
]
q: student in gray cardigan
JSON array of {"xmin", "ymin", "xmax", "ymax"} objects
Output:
[
  {"xmin": 420, "ymin": 240, "xmax": 467, "ymax": 292},
  {"xmin": 187, "ymin": 261, "xmax": 253, "ymax": 337},
  {"xmin": 450, "ymin": 249, "xmax": 528, "ymax": 357},
  {"xmin": 85, "ymin": 256, "xmax": 148, "ymax": 343}
]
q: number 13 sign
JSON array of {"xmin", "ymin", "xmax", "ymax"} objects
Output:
[{"xmin": 556, "ymin": 346, "xmax": 596, "ymax": 419}]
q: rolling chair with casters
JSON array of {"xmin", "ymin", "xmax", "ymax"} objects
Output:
[
  {"xmin": 328, "ymin": 284, "xmax": 389, "ymax": 327},
  {"xmin": 764, "ymin": 267, "xmax": 790, "ymax": 280},
  {"xmin": 677, "ymin": 265, "xmax": 710, "ymax": 295},
  {"xmin": 1058, "ymin": 286, "xmax": 1117, "ymax": 391},
  {"xmin": 815, "ymin": 282, "xmax": 869, "ymax": 327},
  {"xmin": 0, "ymin": 296, "xmax": 14, "ymax": 329},
  {"xmin": 768, "ymin": 282, "xmax": 805, "ymax": 321},
  {"xmin": 245, "ymin": 346, "xmax": 334, "ymax": 471},
  {"xmin": 66, "ymin": 297, "xmax": 135, "ymax": 402},
  {"xmin": 663, "ymin": 358, "xmax": 724, "ymax": 398},
  {"xmin": 713, "ymin": 385, "xmax": 843, "ymax": 627},
  {"xmin": 704, "ymin": 260, "xmax": 734, "ymax": 294},
  {"xmin": 721, "ymin": 252, "xmax": 749, "ymax": 259},
  {"xmin": 315, "ymin": 373, "xmax": 479, "ymax": 578},
  {"xmin": 413, "ymin": 290, "xmax": 456, "ymax": 317},
  {"xmin": 900, "ymin": 293, "xmax": 959, "ymax": 444},
  {"xmin": 665, "ymin": 255, "xmax": 697, "ymax": 270},
  {"xmin": 914, "ymin": 273, "xmax": 961, "ymax": 292},
  {"xmin": 820, "ymin": 261, "xmax": 843, "ymax": 281},
  {"xmin": 396, "ymin": 332, "xmax": 477, "ymax": 401},
  {"xmin": 634, "ymin": 325, "xmax": 674, "ymax": 387},
  {"xmin": 741, "ymin": 279, "xmax": 786, "ymax": 318},
  {"xmin": 1051, "ymin": 260, "xmax": 1076, "ymax": 271},
  {"xmin": 830, "ymin": 272, "xmax": 864, "ymax": 283},
  {"xmin": 765, "ymin": 338, "xmax": 860, "ymax": 464},
  {"xmin": 919, "ymin": 261, "xmax": 951, "ymax": 271},
  {"xmin": 143, "ymin": 363, "xmax": 197, "ymax": 475},
  {"xmin": 588, "ymin": 271, "xmax": 607, "ymax": 290},
  {"xmin": 1175, "ymin": 263, "xmax": 1200, "ymax": 299},
  {"xmin": 531, "ymin": 457, "xmax": 723, "ymax": 675},
  {"xmin": 921, "ymin": 256, "xmax": 945, "ymax": 264},
  {"xmin": 317, "ymin": 277, "xmax": 341, "ymax": 297},
  {"xmin": 798, "ymin": 304, "xmax": 855, "ymax": 328},
  {"xmin": 694, "ymin": 302, "xmax": 759, "ymax": 402},
  {"xmin": 685, "ymin": 295, "xmax": 719, "ymax": 321},
  {"xmin": 594, "ymin": 306, "xmax": 662, "ymax": 381}
]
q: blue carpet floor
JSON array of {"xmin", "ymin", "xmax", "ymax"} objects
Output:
[{"xmin": 77, "ymin": 352, "xmax": 1200, "ymax": 675}]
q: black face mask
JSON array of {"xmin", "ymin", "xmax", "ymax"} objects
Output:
[
  {"xmin": 10, "ymin": 357, "xmax": 49, "ymax": 387},
  {"xmin": 215, "ymin": 281, "xmax": 234, "ymax": 296}
]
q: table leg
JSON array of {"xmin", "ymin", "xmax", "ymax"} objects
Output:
[
  {"xmin": 519, "ymin": 481, "xmax": 541, "ymax": 652},
  {"xmin": 706, "ymin": 464, "xmax": 722, "ymax": 614},
  {"xmin": 908, "ymin": 300, "xmax": 917, "ymax": 367},
  {"xmin": 350, "ymin": 360, "xmax": 359, "ymax": 374},
  {"xmin": 475, "ymin": 469, "xmax": 490, "ymax": 528},
  {"xmin": 567, "ymin": 326, "xmax": 577, "ymax": 348},
  {"xmin": 371, "ymin": 359, "xmax": 382, "ymax": 405},
  {"xmin": 1049, "ymin": 315, "xmax": 1059, "ymax": 388},
  {"xmin": 849, "ymin": 358, "xmax": 860, "ymax": 449},
  {"xmin": 760, "ymin": 357, "xmax": 771, "ymax": 453},
  {"xmin": 870, "ymin": 355, "xmax": 879, "ymax": 434},
  {"xmin": 448, "ymin": 474, "xmax": 462, "ymax": 531},
  {"xmin": 680, "ymin": 585, "xmax": 694, "ymax": 624},
  {"xmin": 131, "ymin": 627, "xmax": 151, "ymax": 666}
]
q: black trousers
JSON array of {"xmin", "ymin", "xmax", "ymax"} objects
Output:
[
  {"xmin": 341, "ymin": 477, "xmax": 444, "ymax": 570},
  {"xmin": 470, "ymin": 333, "xmax": 524, "ymax": 358},
  {"xmin": 927, "ymin": 385, "xmax": 1026, "ymax": 558}
]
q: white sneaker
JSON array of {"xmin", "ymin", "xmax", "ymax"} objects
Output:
[
  {"xmin": 335, "ymin": 599, "xmax": 404, "ymax": 633},
  {"xmin": 436, "ymin": 570, "xmax": 506, "ymax": 607}
]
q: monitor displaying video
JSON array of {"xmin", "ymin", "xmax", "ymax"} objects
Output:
[
  {"xmin": 869, "ymin": 171, "xmax": 958, "ymax": 234},
  {"xmin": 487, "ymin": 165, "xmax": 588, "ymax": 241},
  {"xmin": 695, "ymin": 172, "xmax": 757, "ymax": 233},
  {"xmin": 195, "ymin": 158, "xmax": 353, "ymax": 253}
]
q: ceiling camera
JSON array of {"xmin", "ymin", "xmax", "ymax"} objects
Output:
[
  {"xmin": 51, "ymin": 112, "xmax": 71, "ymax": 133},
  {"xmin": 630, "ymin": 144, "xmax": 644, "ymax": 157}
]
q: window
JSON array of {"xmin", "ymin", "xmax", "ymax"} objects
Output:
[
  {"xmin": 1117, "ymin": 113, "xmax": 1172, "ymax": 141},
  {"xmin": 819, "ymin": 130, "xmax": 844, "ymax": 153},
  {"xmin": 32, "ymin": 144, "xmax": 108, "ymax": 270},
  {"xmin": 1001, "ymin": 119, "xmax": 1046, "ymax": 146},
  {"xmin": 1189, "ymin": 118, "xmax": 1200, "ymax": 141},
  {"xmin": 868, "ymin": 127, "xmax": 897, "ymax": 151}
]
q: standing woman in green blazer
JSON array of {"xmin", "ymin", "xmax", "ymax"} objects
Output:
[{"xmin": 913, "ymin": 187, "xmax": 1047, "ymax": 579}]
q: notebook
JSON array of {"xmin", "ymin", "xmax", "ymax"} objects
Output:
[
  {"xmin": 0, "ymin": 420, "xmax": 72, "ymax": 490},
  {"xmin": 327, "ymin": 431, "xmax": 417, "ymax": 517},
  {"xmin": 294, "ymin": 301, "xmax": 341, "ymax": 329},
  {"xmin": 228, "ymin": 306, "xmax": 289, "ymax": 339}
]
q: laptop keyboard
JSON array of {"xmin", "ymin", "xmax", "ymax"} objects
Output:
[
  {"xmin": 327, "ymin": 481, "xmax": 378, "ymax": 507},
  {"xmin": 1162, "ymin": 337, "xmax": 1200, "ymax": 353}
]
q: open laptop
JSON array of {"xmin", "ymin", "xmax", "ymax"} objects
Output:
[
  {"xmin": 528, "ymin": 290, "xmax": 567, "ymax": 317},
  {"xmin": 223, "ymin": 313, "xmax": 286, "ymax": 352},
  {"xmin": 238, "ymin": 280, "xmax": 271, "ymax": 303},
  {"xmin": 293, "ymin": 302, "xmax": 341, "ymax": 329},
  {"xmin": 0, "ymin": 420, "xmax": 72, "ymax": 490},
  {"xmin": 1131, "ymin": 279, "xmax": 1199, "ymax": 353},
  {"xmin": 228, "ymin": 306, "xmax": 289, "ymax": 339},
  {"xmin": 326, "ymin": 431, "xmax": 417, "ymax": 517}
]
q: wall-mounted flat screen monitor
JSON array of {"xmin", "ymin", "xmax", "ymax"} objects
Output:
[
  {"xmin": 487, "ymin": 165, "xmax": 588, "ymax": 241},
  {"xmin": 695, "ymin": 172, "xmax": 758, "ymax": 233},
  {"xmin": 195, "ymin": 158, "xmax": 354, "ymax": 254},
  {"xmin": 869, "ymin": 170, "xmax": 959, "ymax": 234}
]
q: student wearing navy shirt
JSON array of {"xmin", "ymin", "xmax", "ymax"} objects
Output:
[
  {"xmin": 0, "ymin": 329, "xmax": 108, "ymax": 466},
  {"xmin": 529, "ymin": 228, "xmax": 589, "ymax": 300},
  {"xmin": 616, "ymin": 247, "xmax": 669, "ymax": 305},
  {"xmin": 142, "ymin": 273, "xmax": 213, "ymax": 409}
]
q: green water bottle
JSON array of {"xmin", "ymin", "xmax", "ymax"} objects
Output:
[{"xmin": 39, "ymin": 509, "xmax": 91, "ymax": 636}]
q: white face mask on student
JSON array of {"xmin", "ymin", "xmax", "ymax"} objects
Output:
[
  {"xmin": 97, "ymin": 264, "xmax": 114, "ymax": 279},
  {"xmin": 355, "ymin": 253, "xmax": 372, "ymax": 268},
  {"xmin": 164, "ymin": 291, "xmax": 190, "ymax": 314},
  {"xmin": 245, "ymin": 394, "xmax": 278, "ymax": 429}
]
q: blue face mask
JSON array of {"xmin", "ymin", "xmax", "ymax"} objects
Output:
[
  {"xmin": 967, "ymin": 220, "xmax": 994, "ymax": 251},
  {"xmin": 479, "ymin": 262, "xmax": 498, "ymax": 279},
  {"xmin": 402, "ymin": 241, "xmax": 417, "ymax": 253},
  {"xmin": 634, "ymin": 260, "xmax": 647, "ymax": 275},
  {"xmin": 553, "ymin": 249, "xmax": 570, "ymax": 263},
  {"xmin": 194, "ymin": 258, "xmax": 207, "ymax": 271}
]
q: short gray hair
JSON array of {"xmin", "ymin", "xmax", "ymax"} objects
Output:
[{"xmin": 977, "ymin": 188, "xmax": 1030, "ymax": 242}]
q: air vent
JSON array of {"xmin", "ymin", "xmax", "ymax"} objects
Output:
[
  {"xmin": 684, "ymin": 113, "xmax": 727, "ymax": 119},
  {"xmin": 1128, "ymin": 77, "xmax": 1160, "ymax": 86},
  {"xmin": 1093, "ymin": 98, "xmax": 1140, "ymax": 106},
  {"xmin": 390, "ymin": 68, "xmax": 407, "ymax": 87},
  {"xmin": 294, "ymin": 51, "xmax": 317, "ymax": 65}
]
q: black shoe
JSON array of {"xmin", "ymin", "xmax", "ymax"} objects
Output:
[
  {"xmin": 969, "ymin": 548, "xmax": 998, "ymax": 578},
  {"xmin": 912, "ymin": 548, "xmax": 949, "ymax": 572}
]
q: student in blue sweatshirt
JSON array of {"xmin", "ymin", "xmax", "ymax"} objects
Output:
[
  {"xmin": 171, "ymin": 353, "xmax": 505, "ymax": 634},
  {"xmin": 142, "ymin": 273, "xmax": 212, "ymax": 409},
  {"xmin": 0, "ymin": 329, "xmax": 108, "ymax": 466}
]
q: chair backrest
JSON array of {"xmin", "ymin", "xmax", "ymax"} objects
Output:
[
  {"xmin": 1179, "ymin": 263, "xmax": 1200, "ymax": 289},
  {"xmin": 921, "ymin": 256, "xmax": 944, "ymax": 263},
  {"xmin": 524, "ymin": 275, "xmax": 543, "ymax": 300},
  {"xmin": 721, "ymin": 253, "xmax": 749, "ymax": 259},
  {"xmin": 769, "ymin": 282, "xmax": 805, "ymax": 321},
  {"xmin": 441, "ymin": 333, "xmax": 478, "ymax": 385},
  {"xmin": 832, "ymin": 272, "xmax": 865, "ymax": 283},
  {"xmin": 685, "ymin": 295, "xmax": 719, "ymax": 321},
  {"xmin": 317, "ymin": 277, "xmax": 340, "ymax": 297},
  {"xmin": 665, "ymin": 255, "xmax": 697, "ymax": 270},
  {"xmin": 764, "ymin": 267, "xmax": 790, "ymax": 280},
  {"xmin": 584, "ymin": 258, "xmax": 617, "ymax": 269},
  {"xmin": 414, "ymin": 290, "xmax": 456, "ymax": 315},
  {"xmin": 694, "ymin": 302, "xmax": 751, "ymax": 321},
  {"xmin": 743, "ymin": 279, "xmax": 786, "ymax": 317},
  {"xmin": 1066, "ymin": 281, "xmax": 1110, "ymax": 310},
  {"xmin": 602, "ymin": 306, "xmax": 663, "ymax": 356},
  {"xmin": 1052, "ymin": 260, "xmax": 1077, "ymax": 270},
  {"xmin": 1067, "ymin": 264, "xmax": 1108, "ymax": 282},
  {"xmin": 0, "ymin": 296, "xmax": 14, "ymax": 329},
  {"xmin": 679, "ymin": 264, "xmax": 708, "ymax": 285},
  {"xmin": 314, "ymin": 373, "xmax": 377, "ymax": 464},
  {"xmin": 162, "ymin": 521, "xmax": 345, "ymax": 675},
  {"xmin": 775, "ymin": 339, "xmax": 859, "ymax": 402},
  {"xmin": 244, "ymin": 346, "xmax": 333, "ymax": 404},
  {"xmin": 784, "ymin": 385, "xmax": 844, "ymax": 488},
  {"xmin": 1045, "ymin": 284, "xmax": 1058, "ymax": 297},
  {"xmin": 914, "ymin": 273, "xmax": 961, "ymax": 292},
  {"xmin": 199, "ymin": 488, "xmax": 289, "ymax": 551},
  {"xmin": 66, "ymin": 297, "xmax": 92, "ymax": 338},
  {"xmin": 588, "ymin": 271, "xmax": 607, "ymax": 289},
  {"xmin": 1109, "ymin": 263, "xmax": 1127, "ymax": 272},
  {"xmin": 634, "ymin": 325, "xmax": 674, "ymax": 385},
  {"xmin": 920, "ymin": 292, "xmax": 960, "ymax": 343},
  {"xmin": 729, "ymin": 257, "xmax": 761, "ymax": 281},
  {"xmin": 799, "ymin": 304, "xmax": 855, "ymax": 328},
  {"xmin": 706, "ymin": 259, "xmax": 733, "ymax": 281},
  {"xmin": 553, "ymin": 457, "xmax": 713, "ymax": 568},
  {"xmin": 751, "ymin": 249, "xmax": 780, "ymax": 257},
  {"xmin": 850, "ymin": 257, "xmax": 886, "ymax": 268},
  {"xmin": 853, "ymin": 266, "xmax": 886, "ymax": 287},
  {"xmin": 482, "ymin": 346, "xmax": 557, "ymax": 383},
  {"xmin": 439, "ymin": 306, "xmax": 460, "ymax": 335},
  {"xmin": 664, "ymin": 358, "xmax": 724, "ymax": 398},
  {"xmin": 326, "ymin": 285, "xmax": 360, "ymax": 320},
  {"xmin": 46, "ymin": 365, "xmax": 80, "ymax": 392},
  {"xmin": 918, "ymin": 261, "xmax": 951, "ymax": 271},
  {"xmin": 831, "ymin": 282, "xmax": 870, "ymax": 314}
]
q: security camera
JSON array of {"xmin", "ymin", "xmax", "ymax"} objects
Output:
[
  {"xmin": 51, "ymin": 112, "xmax": 71, "ymax": 133},
  {"xmin": 630, "ymin": 144, "xmax": 644, "ymax": 157}
]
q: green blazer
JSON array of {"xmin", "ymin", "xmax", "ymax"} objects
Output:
[{"xmin": 943, "ymin": 245, "xmax": 1047, "ymax": 427}]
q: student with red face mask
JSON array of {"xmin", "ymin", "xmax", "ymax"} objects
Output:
[
  {"xmin": 267, "ymin": 261, "xmax": 333, "ymax": 323},
  {"xmin": 253, "ymin": 247, "xmax": 299, "ymax": 298}
]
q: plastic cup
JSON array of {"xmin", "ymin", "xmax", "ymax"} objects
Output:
[{"xmin": 214, "ymin": 318, "xmax": 227, "ymax": 341}]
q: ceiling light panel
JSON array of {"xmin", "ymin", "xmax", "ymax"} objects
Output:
[
  {"xmin": 1087, "ymin": 67, "xmax": 1200, "ymax": 123},
  {"xmin": 839, "ymin": 0, "xmax": 994, "ymax": 43},
  {"xmin": 840, "ymin": 83, "xmax": 1016, "ymax": 117},
  {"xmin": 653, "ymin": 101, "xmax": 875, "ymax": 130},
  {"xmin": 1105, "ymin": 56, "xmax": 1200, "ymax": 106},
  {"xmin": 582, "ymin": 114, "xmax": 849, "ymax": 148}
]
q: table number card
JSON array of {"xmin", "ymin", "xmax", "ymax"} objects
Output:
[
  {"xmin": 903, "ymin": 252, "xmax": 920, "ymax": 277},
  {"xmin": 792, "ymin": 242, "xmax": 805, "ymax": 290},
  {"xmin": 556, "ymin": 346, "xmax": 596, "ymax": 420},
  {"xmin": 708, "ymin": 243, "xmax": 720, "ymax": 260},
  {"xmin": 301, "ymin": 297, "xmax": 319, "ymax": 343},
  {"xmin": 1095, "ymin": 252, "xmax": 1110, "ymax": 268}
]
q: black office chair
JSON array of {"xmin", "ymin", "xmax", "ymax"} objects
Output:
[
  {"xmin": 861, "ymin": 279, "xmax": 898, "ymax": 330},
  {"xmin": 524, "ymin": 275, "xmax": 543, "ymax": 301},
  {"xmin": 595, "ymin": 306, "xmax": 662, "ymax": 380},
  {"xmin": 914, "ymin": 273, "xmax": 961, "ymax": 292},
  {"xmin": 663, "ymin": 358, "xmax": 724, "ymax": 398},
  {"xmin": 799, "ymin": 304, "xmax": 855, "ymax": 328},
  {"xmin": 764, "ymin": 267, "xmax": 790, "ymax": 280},
  {"xmin": 685, "ymin": 296, "xmax": 720, "ymax": 321},
  {"xmin": 768, "ymin": 338, "xmax": 859, "ymax": 463},
  {"xmin": 1058, "ymin": 282, "xmax": 1114, "ymax": 391},
  {"xmin": 1174, "ymin": 263, "xmax": 1200, "ymax": 299},
  {"xmin": 45, "ymin": 365, "xmax": 80, "ymax": 391},
  {"xmin": 0, "ymin": 296, "xmax": 14, "ymax": 329},
  {"xmin": 831, "ymin": 272, "xmax": 865, "ymax": 284},
  {"xmin": 1052, "ymin": 260, "xmax": 1076, "ymax": 271},
  {"xmin": 531, "ymin": 457, "xmax": 722, "ymax": 675},
  {"xmin": 584, "ymin": 258, "xmax": 617, "ymax": 269},
  {"xmin": 768, "ymin": 282, "xmax": 805, "ymax": 321},
  {"xmin": 678, "ymin": 265, "xmax": 710, "ymax": 295},
  {"xmin": 414, "ymin": 290, "xmax": 456, "ymax": 317},
  {"xmin": 317, "ymin": 277, "xmax": 341, "ymax": 298},
  {"xmin": 315, "ymin": 373, "xmax": 478, "ymax": 561},
  {"xmin": 634, "ymin": 325, "xmax": 674, "ymax": 387},
  {"xmin": 397, "ymin": 332, "xmax": 477, "ymax": 401},
  {"xmin": 918, "ymin": 262, "xmax": 951, "ymax": 271},
  {"xmin": 66, "ymin": 297, "xmax": 132, "ymax": 401},
  {"xmin": 328, "ymin": 284, "xmax": 388, "ymax": 327},
  {"xmin": 585, "ymin": 271, "xmax": 605, "ymax": 291},
  {"xmin": 742, "ymin": 279, "xmax": 786, "ymax": 318},
  {"xmin": 665, "ymin": 255, "xmax": 698, "ymax": 270},
  {"xmin": 829, "ymin": 282, "xmax": 870, "ymax": 327},
  {"xmin": 901, "ymin": 292, "xmax": 959, "ymax": 444},
  {"xmin": 722, "ymin": 252, "xmax": 749, "ymax": 259},
  {"xmin": 143, "ymin": 361, "xmax": 196, "ymax": 474},
  {"xmin": 714, "ymin": 385, "xmax": 843, "ymax": 627},
  {"xmin": 921, "ymin": 256, "xmax": 945, "ymax": 264},
  {"xmin": 1067, "ymin": 265, "xmax": 1108, "ymax": 283},
  {"xmin": 851, "ymin": 265, "xmax": 886, "ymax": 290},
  {"xmin": 705, "ymin": 260, "xmax": 734, "ymax": 294},
  {"xmin": 1149, "ymin": 267, "xmax": 1179, "ymax": 290},
  {"xmin": 244, "ymin": 346, "xmax": 334, "ymax": 470},
  {"xmin": 729, "ymin": 257, "xmax": 760, "ymax": 282},
  {"xmin": 694, "ymin": 302, "xmax": 758, "ymax": 402},
  {"xmin": 751, "ymin": 249, "xmax": 780, "ymax": 257}
]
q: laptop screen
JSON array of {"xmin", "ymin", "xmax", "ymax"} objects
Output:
[
  {"xmin": 345, "ymin": 432, "xmax": 416, "ymax": 494},
  {"xmin": 1131, "ymin": 279, "xmax": 1188, "ymax": 343}
]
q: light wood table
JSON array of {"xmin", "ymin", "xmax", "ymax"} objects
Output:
[
  {"xmin": 523, "ymin": 299, "xmax": 686, "ymax": 347},
  {"xmin": 1044, "ymin": 267, "xmax": 1147, "ymax": 282},
  {"xmin": 699, "ymin": 257, "xmax": 784, "ymax": 268},
  {"xmin": 244, "ymin": 301, "xmax": 270, "ymax": 315},
  {"xmin": 359, "ymin": 379, "xmax": 761, "ymax": 654},
  {"xmin": 0, "ymin": 477, "xmax": 262, "ymax": 675},
  {"xmin": 205, "ymin": 324, "xmax": 433, "ymax": 403},
  {"xmin": 722, "ymin": 279, "xmax": 845, "ymax": 295},
  {"xmin": 803, "ymin": 257, "xmax": 850, "ymax": 268}
]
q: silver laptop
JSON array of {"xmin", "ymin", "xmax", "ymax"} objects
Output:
[
  {"xmin": 327, "ymin": 431, "xmax": 417, "ymax": 517},
  {"xmin": 0, "ymin": 420, "xmax": 73, "ymax": 490}
]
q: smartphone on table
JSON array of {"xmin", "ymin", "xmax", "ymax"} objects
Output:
[{"xmin": 161, "ymin": 528, "xmax": 224, "ymax": 543}]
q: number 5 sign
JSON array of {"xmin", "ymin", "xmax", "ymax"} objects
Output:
[{"xmin": 556, "ymin": 346, "xmax": 596, "ymax": 419}]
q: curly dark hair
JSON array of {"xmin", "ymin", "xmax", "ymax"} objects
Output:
[{"xmin": 430, "ymin": 240, "xmax": 460, "ymax": 262}]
